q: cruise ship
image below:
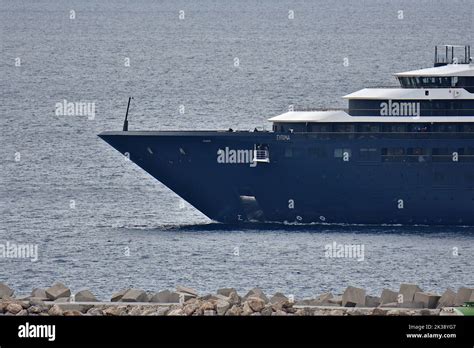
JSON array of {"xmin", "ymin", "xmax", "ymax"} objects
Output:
[{"xmin": 99, "ymin": 45, "xmax": 474, "ymax": 225}]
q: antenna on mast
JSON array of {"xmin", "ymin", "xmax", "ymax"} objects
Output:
[{"xmin": 123, "ymin": 97, "xmax": 133, "ymax": 131}]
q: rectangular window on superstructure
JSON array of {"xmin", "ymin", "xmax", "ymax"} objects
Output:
[
  {"xmin": 408, "ymin": 124, "xmax": 430, "ymax": 132},
  {"xmin": 381, "ymin": 148, "xmax": 405, "ymax": 162},
  {"xmin": 334, "ymin": 148, "xmax": 351, "ymax": 159},
  {"xmin": 406, "ymin": 148, "xmax": 430, "ymax": 162},
  {"xmin": 333, "ymin": 124, "xmax": 355, "ymax": 133},
  {"xmin": 384, "ymin": 124, "xmax": 406, "ymax": 133},
  {"xmin": 432, "ymin": 102, "xmax": 447, "ymax": 116},
  {"xmin": 434, "ymin": 124, "xmax": 458, "ymax": 132},
  {"xmin": 459, "ymin": 148, "xmax": 474, "ymax": 162},
  {"xmin": 312, "ymin": 124, "xmax": 332, "ymax": 132},
  {"xmin": 432, "ymin": 148, "xmax": 459, "ymax": 162},
  {"xmin": 403, "ymin": 77, "xmax": 412, "ymax": 88},
  {"xmin": 358, "ymin": 124, "xmax": 380, "ymax": 132},
  {"xmin": 359, "ymin": 148, "xmax": 378, "ymax": 161}
]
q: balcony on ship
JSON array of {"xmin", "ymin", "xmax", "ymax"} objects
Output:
[
  {"xmin": 434, "ymin": 45, "xmax": 471, "ymax": 67},
  {"xmin": 253, "ymin": 144, "xmax": 270, "ymax": 163}
]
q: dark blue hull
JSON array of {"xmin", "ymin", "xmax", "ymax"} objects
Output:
[{"xmin": 99, "ymin": 131, "xmax": 474, "ymax": 225}]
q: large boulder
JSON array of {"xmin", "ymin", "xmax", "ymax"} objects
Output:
[
  {"xmin": 217, "ymin": 288, "xmax": 236, "ymax": 297},
  {"xmin": 454, "ymin": 287, "xmax": 473, "ymax": 306},
  {"xmin": 364, "ymin": 295, "xmax": 381, "ymax": 307},
  {"xmin": 120, "ymin": 289, "xmax": 148, "ymax": 302},
  {"xmin": 31, "ymin": 288, "xmax": 48, "ymax": 300},
  {"xmin": 103, "ymin": 306, "xmax": 124, "ymax": 316},
  {"xmin": 270, "ymin": 292, "xmax": 288, "ymax": 304},
  {"xmin": 437, "ymin": 288, "xmax": 456, "ymax": 308},
  {"xmin": 150, "ymin": 290, "xmax": 180, "ymax": 303},
  {"xmin": 342, "ymin": 286, "xmax": 366, "ymax": 307},
  {"xmin": 247, "ymin": 297, "xmax": 265, "ymax": 312},
  {"xmin": 29, "ymin": 297, "xmax": 46, "ymax": 307},
  {"xmin": 0, "ymin": 283, "xmax": 14, "ymax": 299},
  {"xmin": 28, "ymin": 305, "xmax": 45, "ymax": 315},
  {"xmin": 241, "ymin": 301, "xmax": 254, "ymax": 316},
  {"xmin": 153, "ymin": 307, "xmax": 170, "ymax": 316},
  {"xmin": 414, "ymin": 292, "xmax": 440, "ymax": 309},
  {"xmin": 225, "ymin": 305, "xmax": 242, "ymax": 316},
  {"xmin": 111, "ymin": 289, "xmax": 129, "ymax": 302},
  {"xmin": 398, "ymin": 284, "xmax": 422, "ymax": 303},
  {"xmin": 200, "ymin": 301, "xmax": 215, "ymax": 311},
  {"xmin": 48, "ymin": 304, "xmax": 64, "ymax": 316},
  {"xmin": 176, "ymin": 286, "xmax": 198, "ymax": 298},
  {"xmin": 46, "ymin": 283, "xmax": 71, "ymax": 301},
  {"xmin": 56, "ymin": 303, "xmax": 94, "ymax": 313},
  {"xmin": 380, "ymin": 289, "xmax": 398, "ymax": 304},
  {"xmin": 87, "ymin": 308, "xmax": 105, "ymax": 316},
  {"xmin": 167, "ymin": 307, "xmax": 185, "ymax": 316},
  {"xmin": 261, "ymin": 304, "xmax": 273, "ymax": 316},
  {"xmin": 244, "ymin": 288, "xmax": 269, "ymax": 303},
  {"xmin": 0, "ymin": 302, "xmax": 7, "ymax": 314},
  {"xmin": 228, "ymin": 291, "xmax": 241, "ymax": 305},
  {"xmin": 328, "ymin": 296, "xmax": 343, "ymax": 306},
  {"xmin": 216, "ymin": 299, "xmax": 231, "ymax": 315},
  {"xmin": 183, "ymin": 301, "xmax": 201, "ymax": 316},
  {"xmin": 271, "ymin": 299, "xmax": 294, "ymax": 312},
  {"xmin": 6, "ymin": 303, "xmax": 23, "ymax": 314},
  {"xmin": 213, "ymin": 294, "xmax": 231, "ymax": 302},
  {"xmin": 315, "ymin": 292, "xmax": 334, "ymax": 305},
  {"xmin": 75, "ymin": 290, "xmax": 98, "ymax": 302}
]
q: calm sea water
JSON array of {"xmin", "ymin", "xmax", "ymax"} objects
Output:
[{"xmin": 1, "ymin": 0, "xmax": 473, "ymax": 300}]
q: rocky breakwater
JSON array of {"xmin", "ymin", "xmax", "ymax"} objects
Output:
[{"xmin": 0, "ymin": 282, "xmax": 472, "ymax": 316}]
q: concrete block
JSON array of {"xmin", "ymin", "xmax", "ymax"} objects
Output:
[
  {"xmin": 398, "ymin": 283, "xmax": 422, "ymax": 303},
  {"xmin": 437, "ymin": 289, "xmax": 456, "ymax": 308},
  {"xmin": 0, "ymin": 283, "xmax": 14, "ymax": 299},
  {"xmin": 380, "ymin": 289, "xmax": 398, "ymax": 304},
  {"xmin": 176, "ymin": 286, "xmax": 198, "ymax": 297},
  {"xmin": 46, "ymin": 283, "xmax": 71, "ymax": 301},
  {"xmin": 75, "ymin": 290, "xmax": 98, "ymax": 302},
  {"xmin": 244, "ymin": 288, "xmax": 269, "ymax": 303},
  {"xmin": 111, "ymin": 289, "xmax": 128, "ymax": 302},
  {"xmin": 150, "ymin": 290, "xmax": 180, "ymax": 303},
  {"xmin": 342, "ymin": 286, "xmax": 366, "ymax": 307},
  {"xmin": 454, "ymin": 287, "xmax": 473, "ymax": 306},
  {"xmin": 414, "ymin": 292, "xmax": 440, "ymax": 309},
  {"xmin": 363, "ymin": 295, "xmax": 381, "ymax": 307},
  {"xmin": 120, "ymin": 289, "xmax": 148, "ymax": 302}
]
